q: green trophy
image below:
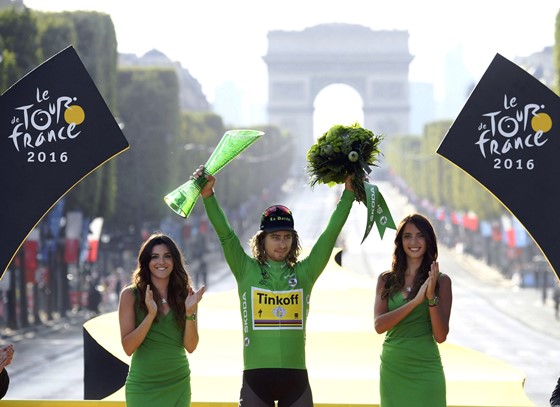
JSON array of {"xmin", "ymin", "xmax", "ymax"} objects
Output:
[{"xmin": 164, "ymin": 129, "xmax": 264, "ymax": 218}]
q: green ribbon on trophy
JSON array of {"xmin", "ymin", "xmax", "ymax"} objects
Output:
[
  {"xmin": 361, "ymin": 181, "xmax": 396, "ymax": 243},
  {"xmin": 164, "ymin": 129, "xmax": 264, "ymax": 218}
]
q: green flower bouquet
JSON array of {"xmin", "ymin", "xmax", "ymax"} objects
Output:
[{"xmin": 306, "ymin": 122, "xmax": 383, "ymax": 203}]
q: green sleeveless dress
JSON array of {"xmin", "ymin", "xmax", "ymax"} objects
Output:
[
  {"xmin": 125, "ymin": 289, "xmax": 191, "ymax": 406},
  {"xmin": 379, "ymin": 292, "xmax": 446, "ymax": 406}
]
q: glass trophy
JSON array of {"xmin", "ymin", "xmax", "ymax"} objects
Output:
[{"xmin": 164, "ymin": 129, "xmax": 264, "ymax": 218}]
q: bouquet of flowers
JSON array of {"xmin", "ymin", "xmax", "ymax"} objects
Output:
[{"xmin": 306, "ymin": 122, "xmax": 383, "ymax": 203}]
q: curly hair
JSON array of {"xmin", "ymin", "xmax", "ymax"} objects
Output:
[
  {"xmin": 381, "ymin": 213, "xmax": 438, "ymax": 300},
  {"xmin": 249, "ymin": 230, "xmax": 301, "ymax": 267},
  {"xmin": 131, "ymin": 232, "xmax": 192, "ymax": 330}
]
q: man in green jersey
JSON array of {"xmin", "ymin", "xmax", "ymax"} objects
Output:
[{"xmin": 194, "ymin": 165, "xmax": 355, "ymax": 407}]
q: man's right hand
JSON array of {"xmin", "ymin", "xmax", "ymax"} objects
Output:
[{"xmin": 192, "ymin": 165, "xmax": 215, "ymax": 198}]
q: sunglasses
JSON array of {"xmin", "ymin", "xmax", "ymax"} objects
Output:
[{"xmin": 263, "ymin": 205, "xmax": 291, "ymax": 217}]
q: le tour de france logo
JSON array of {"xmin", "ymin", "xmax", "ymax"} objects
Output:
[
  {"xmin": 474, "ymin": 93, "xmax": 553, "ymax": 171},
  {"xmin": 8, "ymin": 87, "xmax": 85, "ymax": 163}
]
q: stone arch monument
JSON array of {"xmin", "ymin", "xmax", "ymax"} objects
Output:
[{"xmin": 263, "ymin": 23, "xmax": 413, "ymax": 170}]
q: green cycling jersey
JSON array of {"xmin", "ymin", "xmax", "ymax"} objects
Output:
[{"xmin": 203, "ymin": 189, "xmax": 354, "ymax": 370}]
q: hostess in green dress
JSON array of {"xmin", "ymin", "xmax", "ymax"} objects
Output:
[
  {"xmin": 379, "ymin": 293, "xmax": 446, "ymax": 407},
  {"xmin": 125, "ymin": 289, "xmax": 191, "ymax": 407}
]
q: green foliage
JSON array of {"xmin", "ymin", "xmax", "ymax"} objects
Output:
[
  {"xmin": 63, "ymin": 11, "xmax": 118, "ymax": 106},
  {"xmin": 385, "ymin": 120, "xmax": 505, "ymax": 221},
  {"xmin": 228, "ymin": 124, "xmax": 294, "ymax": 206},
  {"xmin": 384, "ymin": 134, "xmax": 421, "ymax": 190},
  {"xmin": 173, "ymin": 112, "xmax": 225, "ymax": 191},
  {"xmin": 113, "ymin": 67, "xmax": 181, "ymax": 231},
  {"xmin": 0, "ymin": 7, "xmax": 39, "ymax": 92},
  {"xmin": 35, "ymin": 12, "xmax": 77, "ymax": 61},
  {"xmin": 0, "ymin": 49, "xmax": 18, "ymax": 91},
  {"xmin": 43, "ymin": 11, "xmax": 120, "ymax": 219}
]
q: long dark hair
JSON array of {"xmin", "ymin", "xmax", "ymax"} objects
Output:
[
  {"xmin": 249, "ymin": 230, "xmax": 301, "ymax": 267},
  {"xmin": 131, "ymin": 232, "xmax": 191, "ymax": 329},
  {"xmin": 381, "ymin": 213, "xmax": 438, "ymax": 300}
]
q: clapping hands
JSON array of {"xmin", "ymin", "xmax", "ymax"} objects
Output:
[
  {"xmin": 185, "ymin": 285, "xmax": 205, "ymax": 316},
  {"xmin": 414, "ymin": 261, "xmax": 439, "ymax": 304},
  {"xmin": 0, "ymin": 345, "xmax": 14, "ymax": 371}
]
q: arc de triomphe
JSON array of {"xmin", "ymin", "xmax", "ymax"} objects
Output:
[{"xmin": 263, "ymin": 23, "xmax": 413, "ymax": 169}]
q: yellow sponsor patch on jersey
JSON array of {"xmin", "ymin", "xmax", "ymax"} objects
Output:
[{"xmin": 251, "ymin": 287, "xmax": 304, "ymax": 330}]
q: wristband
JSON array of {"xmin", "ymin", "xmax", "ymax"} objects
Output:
[{"xmin": 427, "ymin": 296, "xmax": 438, "ymax": 307}]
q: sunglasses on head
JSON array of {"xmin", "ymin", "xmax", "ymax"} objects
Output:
[{"xmin": 263, "ymin": 205, "xmax": 291, "ymax": 217}]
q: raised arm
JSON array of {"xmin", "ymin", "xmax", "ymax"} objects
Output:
[{"xmin": 305, "ymin": 175, "xmax": 356, "ymax": 274}]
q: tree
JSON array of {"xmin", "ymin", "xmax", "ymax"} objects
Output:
[
  {"xmin": 113, "ymin": 67, "xmax": 181, "ymax": 235},
  {"xmin": 0, "ymin": 49, "xmax": 18, "ymax": 92},
  {"xmin": 35, "ymin": 12, "xmax": 77, "ymax": 61},
  {"xmin": 0, "ymin": 7, "xmax": 39, "ymax": 93},
  {"xmin": 36, "ymin": 11, "xmax": 121, "ymax": 219}
]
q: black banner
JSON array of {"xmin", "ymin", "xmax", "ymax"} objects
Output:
[
  {"xmin": 0, "ymin": 46, "xmax": 129, "ymax": 277},
  {"xmin": 437, "ymin": 53, "xmax": 560, "ymax": 281}
]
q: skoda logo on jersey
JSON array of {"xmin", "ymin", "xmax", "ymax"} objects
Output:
[
  {"xmin": 273, "ymin": 306, "xmax": 287, "ymax": 318},
  {"xmin": 259, "ymin": 268, "xmax": 269, "ymax": 286},
  {"xmin": 288, "ymin": 276, "xmax": 297, "ymax": 288},
  {"xmin": 244, "ymin": 336, "xmax": 250, "ymax": 347}
]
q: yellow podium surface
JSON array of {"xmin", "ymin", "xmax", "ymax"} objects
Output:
[{"xmin": 0, "ymin": 253, "xmax": 535, "ymax": 407}]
